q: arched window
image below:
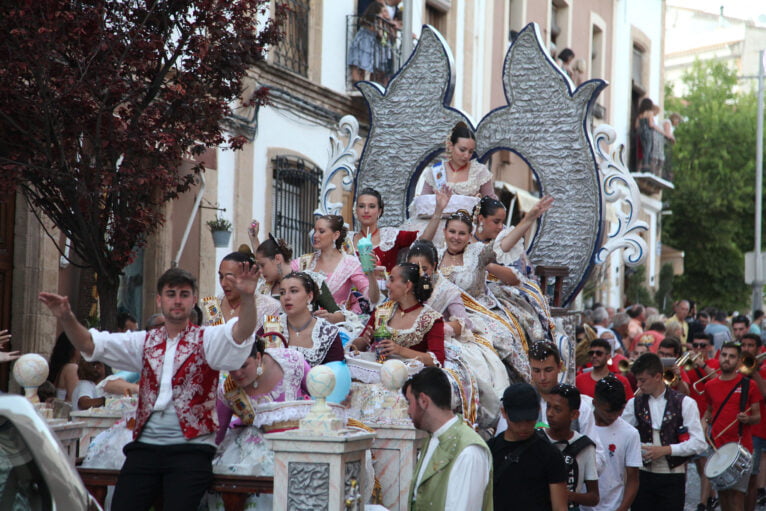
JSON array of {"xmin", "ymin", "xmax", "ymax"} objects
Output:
[{"xmin": 272, "ymin": 155, "xmax": 323, "ymax": 256}]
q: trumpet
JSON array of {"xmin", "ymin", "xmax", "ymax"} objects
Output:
[
  {"xmin": 662, "ymin": 352, "xmax": 701, "ymax": 386},
  {"xmin": 618, "ymin": 359, "xmax": 632, "ymax": 374},
  {"xmin": 739, "ymin": 352, "xmax": 766, "ymax": 376}
]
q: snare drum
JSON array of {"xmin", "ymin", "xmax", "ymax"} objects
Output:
[{"xmin": 704, "ymin": 442, "xmax": 753, "ymax": 491}]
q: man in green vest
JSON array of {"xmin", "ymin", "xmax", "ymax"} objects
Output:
[{"xmin": 404, "ymin": 367, "xmax": 493, "ymax": 510}]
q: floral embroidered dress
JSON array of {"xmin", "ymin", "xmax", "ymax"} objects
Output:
[
  {"xmin": 427, "ymin": 272, "xmax": 510, "ymax": 401},
  {"xmin": 206, "ymin": 349, "xmax": 312, "ymax": 511},
  {"xmin": 256, "ymin": 314, "xmax": 344, "ymax": 367},
  {"xmin": 292, "ymin": 252, "xmax": 370, "ymax": 313},
  {"xmin": 345, "ymin": 226, "xmax": 418, "ymax": 273},
  {"xmin": 486, "ymin": 227, "xmax": 555, "ymax": 343},
  {"xmin": 438, "ymin": 241, "xmax": 531, "ymax": 382},
  {"xmin": 402, "ymin": 160, "xmax": 498, "ymax": 249}
]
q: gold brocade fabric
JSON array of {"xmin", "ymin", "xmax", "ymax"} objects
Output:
[{"xmin": 378, "ymin": 302, "xmax": 443, "ymax": 349}]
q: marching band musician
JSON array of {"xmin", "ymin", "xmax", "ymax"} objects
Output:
[
  {"xmin": 740, "ymin": 333, "xmax": 766, "ymax": 510},
  {"xmin": 622, "ymin": 353, "xmax": 706, "ymax": 511},
  {"xmin": 703, "ymin": 341, "xmax": 762, "ymax": 511},
  {"xmin": 682, "ymin": 332, "xmax": 720, "ymax": 511}
]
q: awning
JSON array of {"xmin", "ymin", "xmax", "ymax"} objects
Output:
[{"xmin": 494, "ymin": 181, "xmax": 540, "ymax": 212}]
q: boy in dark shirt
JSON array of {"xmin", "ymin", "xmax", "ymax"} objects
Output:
[{"xmin": 487, "ymin": 382, "xmax": 568, "ymax": 511}]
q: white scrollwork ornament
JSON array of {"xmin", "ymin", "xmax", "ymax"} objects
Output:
[
  {"xmin": 593, "ymin": 124, "xmax": 649, "ymax": 266},
  {"xmin": 314, "ymin": 115, "xmax": 360, "ymax": 218}
]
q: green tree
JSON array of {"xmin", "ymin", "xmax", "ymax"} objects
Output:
[
  {"xmin": 663, "ymin": 60, "xmax": 760, "ymax": 311},
  {"xmin": 624, "ymin": 264, "xmax": 654, "ymax": 307}
]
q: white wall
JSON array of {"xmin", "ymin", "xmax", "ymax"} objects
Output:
[
  {"xmin": 320, "ymin": 0, "xmax": 357, "ymax": 94},
  {"xmin": 610, "ymin": 0, "xmax": 665, "ymax": 148}
]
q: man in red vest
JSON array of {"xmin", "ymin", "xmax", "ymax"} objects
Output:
[{"xmin": 39, "ymin": 266, "xmax": 260, "ymax": 511}]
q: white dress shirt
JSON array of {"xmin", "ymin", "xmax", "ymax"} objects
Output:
[
  {"xmin": 414, "ymin": 416, "xmax": 490, "ymax": 511},
  {"xmin": 622, "ymin": 389, "xmax": 707, "ymax": 473},
  {"xmin": 86, "ymin": 319, "xmax": 254, "ymax": 411}
]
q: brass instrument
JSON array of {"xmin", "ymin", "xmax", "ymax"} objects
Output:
[
  {"xmin": 662, "ymin": 352, "xmax": 699, "ymax": 386},
  {"xmin": 692, "ymin": 369, "xmax": 720, "ymax": 394},
  {"xmin": 618, "ymin": 359, "xmax": 632, "ymax": 374},
  {"xmin": 739, "ymin": 352, "xmax": 766, "ymax": 376}
]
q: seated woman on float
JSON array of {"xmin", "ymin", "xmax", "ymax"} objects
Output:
[
  {"xmin": 406, "ymin": 240, "xmax": 509, "ymax": 397},
  {"xmin": 255, "ymin": 271, "xmax": 344, "ymax": 367},
  {"xmin": 471, "ymin": 195, "xmax": 557, "ymax": 343},
  {"xmin": 405, "ymin": 122, "xmax": 497, "ymax": 246},
  {"xmin": 345, "ymin": 187, "xmax": 448, "ymax": 273},
  {"xmin": 252, "ymin": 227, "xmax": 362, "ymax": 333},
  {"xmin": 351, "ymin": 262, "xmax": 444, "ymax": 367}
]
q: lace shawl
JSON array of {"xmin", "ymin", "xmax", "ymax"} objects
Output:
[
  {"xmin": 424, "ymin": 160, "xmax": 493, "ymax": 197},
  {"xmin": 438, "ymin": 242, "xmax": 495, "ymax": 298},
  {"xmin": 347, "ymin": 226, "xmax": 400, "ymax": 253},
  {"xmin": 379, "ymin": 302, "xmax": 443, "ymax": 349},
  {"xmin": 278, "ymin": 314, "xmax": 339, "ymax": 366}
]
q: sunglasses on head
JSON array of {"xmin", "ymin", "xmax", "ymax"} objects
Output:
[{"xmin": 588, "ymin": 350, "xmax": 607, "ymax": 356}]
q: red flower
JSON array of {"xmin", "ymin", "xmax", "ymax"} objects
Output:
[{"xmin": 608, "ymin": 444, "xmax": 616, "ymax": 452}]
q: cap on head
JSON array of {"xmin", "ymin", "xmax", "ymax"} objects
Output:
[{"xmin": 501, "ymin": 382, "xmax": 540, "ymax": 422}]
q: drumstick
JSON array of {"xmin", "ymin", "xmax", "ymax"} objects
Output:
[{"xmin": 714, "ymin": 406, "xmax": 753, "ymax": 440}]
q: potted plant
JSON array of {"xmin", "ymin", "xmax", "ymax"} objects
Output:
[{"xmin": 207, "ymin": 215, "xmax": 232, "ymax": 248}]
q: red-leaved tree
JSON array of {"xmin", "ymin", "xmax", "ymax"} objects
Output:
[{"xmin": 0, "ymin": 0, "xmax": 282, "ymax": 329}]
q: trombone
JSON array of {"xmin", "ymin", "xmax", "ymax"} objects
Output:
[{"xmin": 691, "ymin": 352, "xmax": 766, "ymax": 394}]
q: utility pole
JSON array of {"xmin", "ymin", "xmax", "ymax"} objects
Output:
[{"xmin": 753, "ymin": 49, "xmax": 765, "ymax": 313}]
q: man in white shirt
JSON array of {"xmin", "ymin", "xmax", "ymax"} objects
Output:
[
  {"xmin": 404, "ymin": 366, "xmax": 492, "ymax": 511},
  {"xmin": 622, "ymin": 352, "xmax": 707, "ymax": 511},
  {"xmin": 39, "ymin": 266, "xmax": 260, "ymax": 511}
]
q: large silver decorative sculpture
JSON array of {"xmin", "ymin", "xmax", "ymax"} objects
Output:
[{"xmin": 351, "ymin": 23, "xmax": 646, "ymax": 306}]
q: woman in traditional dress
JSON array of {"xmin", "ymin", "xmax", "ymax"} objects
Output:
[
  {"xmin": 292, "ymin": 215, "xmax": 379, "ymax": 321},
  {"xmin": 345, "ymin": 187, "xmax": 448, "ymax": 272},
  {"xmin": 258, "ymin": 271, "xmax": 344, "ymax": 367},
  {"xmin": 206, "ymin": 339, "xmax": 311, "ymax": 510},
  {"xmin": 471, "ymin": 195, "xmax": 556, "ymax": 342},
  {"xmin": 421, "ymin": 122, "xmax": 497, "ymax": 199},
  {"xmin": 351, "ymin": 263, "xmax": 444, "ymax": 366},
  {"xmin": 201, "ymin": 250, "xmax": 281, "ymax": 329},
  {"xmin": 406, "ymin": 240, "xmax": 509, "ymax": 398},
  {"xmin": 403, "ymin": 122, "xmax": 498, "ymax": 248},
  {"xmin": 350, "ymin": 262, "xmax": 482, "ymax": 428},
  {"xmin": 436, "ymin": 211, "xmax": 531, "ymax": 381}
]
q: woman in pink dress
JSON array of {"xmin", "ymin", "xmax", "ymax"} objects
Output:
[{"xmin": 292, "ymin": 214, "xmax": 380, "ymax": 321}]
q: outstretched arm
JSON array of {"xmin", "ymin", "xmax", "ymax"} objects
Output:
[
  {"xmin": 499, "ymin": 196, "xmax": 554, "ymax": 253},
  {"xmin": 420, "ymin": 187, "xmax": 452, "ymax": 241},
  {"xmin": 38, "ymin": 293, "xmax": 95, "ymax": 357},
  {"xmin": 224, "ymin": 264, "xmax": 261, "ymax": 344}
]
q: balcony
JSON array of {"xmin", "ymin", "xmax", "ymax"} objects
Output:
[{"xmin": 346, "ymin": 14, "xmax": 403, "ymax": 90}]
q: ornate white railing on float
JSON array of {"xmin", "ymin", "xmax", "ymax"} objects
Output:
[
  {"xmin": 593, "ymin": 124, "xmax": 649, "ymax": 267},
  {"xmin": 314, "ymin": 115, "xmax": 360, "ymax": 218}
]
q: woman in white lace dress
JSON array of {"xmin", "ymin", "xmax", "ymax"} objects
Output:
[
  {"xmin": 403, "ymin": 122, "xmax": 498, "ymax": 248},
  {"xmin": 436, "ymin": 211, "xmax": 532, "ymax": 382},
  {"xmin": 471, "ymin": 196, "xmax": 556, "ymax": 344}
]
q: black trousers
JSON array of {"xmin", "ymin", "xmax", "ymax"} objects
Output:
[
  {"xmin": 111, "ymin": 441, "xmax": 216, "ymax": 511},
  {"xmin": 631, "ymin": 470, "xmax": 686, "ymax": 511}
]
